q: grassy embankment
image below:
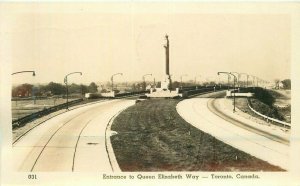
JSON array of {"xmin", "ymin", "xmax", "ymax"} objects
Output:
[
  {"xmin": 111, "ymin": 98, "xmax": 284, "ymax": 171},
  {"xmin": 236, "ymin": 88, "xmax": 290, "ymax": 123}
]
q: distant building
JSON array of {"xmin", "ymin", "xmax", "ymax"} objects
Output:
[{"xmin": 279, "ymin": 82, "xmax": 284, "ymax": 89}]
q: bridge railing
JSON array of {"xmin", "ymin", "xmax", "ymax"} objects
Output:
[
  {"xmin": 12, "ymin": 99, "xmax": 83, "ymax": 129},
  {"xmin": 181, "ymin": 86, "xmax": 228, "ymax": 97},
  {"xmin": 12, "ymin": 91, "xmax": 150, "ymax": 128}
]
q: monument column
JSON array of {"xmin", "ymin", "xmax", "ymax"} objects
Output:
[
  {"xmin": 164, "ymin": 34, "xmax": 172, "ymax": 90},
  {"xmin": 164, "ymin": 35, "xmax": 170, "ymax": 75}
]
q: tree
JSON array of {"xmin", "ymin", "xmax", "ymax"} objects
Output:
[
  {"xmin": 80, "ymin": 84, "xmax": 89, "ymax": 95},
  {"xmin": 274, "ymin": 79, "xmax": 280, "ymax": 89},
  {"xmin": 172, "ymin": 81, "xmax": 180, "ymax": 89},
  {"xmin": 88, "ymin": 82, "xmax": 98, "ymax": 93},
  {"xmin": 68, "ymin": 83, "xmax": 81, "ymax": 94},
  {"xmin": 12, "ymin": 83, "xmax": 34, "ymax": 97},
  {"xmin": 46, "ymin": 82, "xmax": 65, "ymax": 95},
  {"xmin": 281, "ymin": 79, "xmax": 291, "ymax": 90}
]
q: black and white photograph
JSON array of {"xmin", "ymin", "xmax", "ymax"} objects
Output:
[{"xmin": 0, "ymin": 2, "xmax": 300, "ymax": 186}]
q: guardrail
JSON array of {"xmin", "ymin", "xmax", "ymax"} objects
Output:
[
  {"xmin": 12, "ymin": 99, "xmax": 83, "ymax": 129},
  {"xmin": 247, "ymin": 99, "xmax": 291, "ymax": 129},
  {"xmin": 182, "ymin": 86, "xmax": 227, "ymax": 97}
]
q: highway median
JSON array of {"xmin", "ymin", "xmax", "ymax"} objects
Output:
[{"xmin": 110, "ymin": 98, "xmax": 284, "ymax": 171}]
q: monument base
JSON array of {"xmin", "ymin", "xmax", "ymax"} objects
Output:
[{"xmin": 145, "ymin": 88, "xmax": 182, "ymax": 98}]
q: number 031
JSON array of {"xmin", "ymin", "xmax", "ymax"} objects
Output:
[{"xmin": 28, "ymin": 174, "xmax": 37, "ymax": 179}]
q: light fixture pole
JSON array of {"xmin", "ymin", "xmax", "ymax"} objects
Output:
[
  {"xmin": 11, "ymin": 71, "xmax": 36, "ymax": 106},
  {"xmin": 111, "ymin": 73, "xmax": 123, "ymax": 92},
  {"xmin": 142, "ymin": 74, "xmax": 152, "ymax": 91},
  {"xmin": 238, "ymin": 73, "xmax": 249, "ymax": 88},
  {"xmin": 64, "ymin": 72, "xmax": 82, "ymax": 110},
  {"xmin": 250, "ymin": 75, "xmax": 256, "ymax": 87},
  {"xmin": 194, "ymin": 75, "xmax": 201, "ymax": 85},
  {"xmin": 180, "ymin": 74, "xmax": 188, "ymax": 90},
  {"xmin": 231, "ymin": 72, "xmax": 240, "ymax": 88},
  {"xmin": 218, "ymin": 72, "xmax": 236, "ymax": 112},
  {"xmin": 229, "ymin": 72, "xmax": 237, "ymax": 112},
  {"xmin": 11, "ymin": 71, "xmax": 36, "ymax": 76}
]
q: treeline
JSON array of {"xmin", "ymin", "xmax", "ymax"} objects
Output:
[
  {"xmin": 247, "ymin": 87, "xmax": 284, "ymax": 121},
  {"xmin": 12, "ymin": 80, "xmax": 219, "ymax": 98},
  {"xmin": 12, "ymin": 82, "xmax": 98, "ymax": 97},
  {"xmin": 274, "ymin": 79, "xmax": 291, "ymax": 89}
]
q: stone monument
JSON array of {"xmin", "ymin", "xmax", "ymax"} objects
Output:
[
  {"xmin": 161, "ymin": 34, "xmax": 172, "ymax": 90},
  {"xmin": 146, "ymin": 35, "xmax": 182, "ymax": 98}
]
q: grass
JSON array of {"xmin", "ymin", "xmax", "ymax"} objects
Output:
[
  {"xmin": 11, "ymin": 98, "xmax": 77, "ymax": 120},
  {"xmin": 235, "ymin": 89, "xmax": 291, "ymax": 123},
  {"xmin": 111, "ymin": 98, "xmax": 284, "ymax": 171}
]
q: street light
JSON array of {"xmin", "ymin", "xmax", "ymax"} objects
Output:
[
  {"xmin": 231, "ymin": 72, "xmax": 240, "ymax": 87},
  {"xmin": 238, "ymin": 73, "xmax": 249, "ymax": 88},
  {"xmin": 250, "ymin": 75, "xmax": 256, "ymax": 87},
  {"xmin": 256, "ymin": 77, "xmax": 260, "ymax": 87},
  {"xmin": 194, "ymin": 75, "xmax": 201, "ymax": 85},
  {"xmin": 11, "ymin": 71, "xmax": 36, "ymax": 76},
  {"xmin": 11, "ymin": 70, "xmax": 36, "ymax": 107},
  {"xmin": 218, "ymin": 72, "xmax": 237, "ymax": 112},
  {"xmin": 180, "ymin": 74, "xmax": 188, "ymax": 90},
  {"xmin": 229, "ymin": 73, "xmax": 237, "ymax": 112},
  {"xmin": 142, "ymin": 74, "xmax": 152, "ymax": 91},
  {"xmin": 64, "ymin": 72, "xmax": 82, "ymax": 110},
  {"xmin": 111, "ymin": 73, "xmax": 123, "ymax": 92}
]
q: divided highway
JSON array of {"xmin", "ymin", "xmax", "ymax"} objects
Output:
[
  {"xmin": 13, "ymin": 99, "xmax": 135, "ymax": 172},
  {"xmin": 177, "ymin": 97, "xmax": 290, "ymax": 170},
  {"xmin": 13, "ymin": 91, "xmax": 289, "ymax": 172}
]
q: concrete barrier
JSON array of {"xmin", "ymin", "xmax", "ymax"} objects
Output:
[{"xmin": 226, "ymin": 90, "xmax": 254, "ymax": 97}]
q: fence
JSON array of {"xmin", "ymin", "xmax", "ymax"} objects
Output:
[
  {"xmin": 12, "ymin": 99, "xmax": 83, "ymax": 128},
  {"xmin": 247, "ymin": 99, "xmax": 291, "ymax": 129}
]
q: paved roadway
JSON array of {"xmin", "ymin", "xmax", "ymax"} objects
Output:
[
  {"xmin": 13, "ymin": 99, "xmax": 135, "ymax": 172},
  {"xmin": 177, "ymin": 97, "xmax": 290, "ymax": 170}
]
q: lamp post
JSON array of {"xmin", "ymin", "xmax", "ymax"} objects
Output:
[
  {"xmin": 231, "ymin": 72, "xmax": 240, "ymax": 88},
  {"xmin": 250, "ymin": 75, "xmax": 256, "ymax": 87},
  {"xmin": 218, "ymin": 72, "xmax": 236, "ymax": 112},
  {"xmin": 11, "ymin": 71, "xmax": 36, "ymax": 76},
  {"xmin": 142, "ymin": 74, "xmax": 152, "ymax": 91},
  {"xmin": 11, "ymin": 71, "xmax": 36, "ymax": 106},
  {"xmin": 239, "ymin": 73, "xmax": 249, "ymax": 88},
  {"xmin": 194, "ymin": 75, "xmax": 201, "ymax": 85},
  {"xmin": 111, "ymin": 73, "xmax": 123, "ymax": 92},
  {"xmin": 180, "ymin": 74, "xmax": 188, "ymax": 90},
  {"xmin": 227, "ymin": 75, "xmax": 231, "ymax": 90},
  {"xmin": 64, "ymin": 72, "xmax": 82, "ymax": 110},
  {"xmin": 256, "ymin": 77, "xmax": 260, "ymax": 87},
  {"xmin": 229, "ymin": 73, "xmax": 237, "ymax": 112}
]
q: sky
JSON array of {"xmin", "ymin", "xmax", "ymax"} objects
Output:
[{"xmin": 3, "ymin": 3, "xmax": 291, "ymax": 85}]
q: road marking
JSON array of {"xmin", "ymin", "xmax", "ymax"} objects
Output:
[{"xmin": 72, "ymin": 119, "xmax": 92, "ymax": 172}]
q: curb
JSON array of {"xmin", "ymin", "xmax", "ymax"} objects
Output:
[{"xmin": 105, "ymin": 105, "xmax": 134, "ymax": 172}]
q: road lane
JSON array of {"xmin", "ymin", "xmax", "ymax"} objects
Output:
[
  {"xmin": 13, "ymin": 99, "xmax": 135, "ymax": 172},
  {"xmin": 176, "ymin": 98, "xmax": 290, "ymax": 170}
]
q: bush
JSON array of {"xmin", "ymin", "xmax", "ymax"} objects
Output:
[{"xmin": 250, "ymin": 99, "xmax": 284, "ymax": 121}]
